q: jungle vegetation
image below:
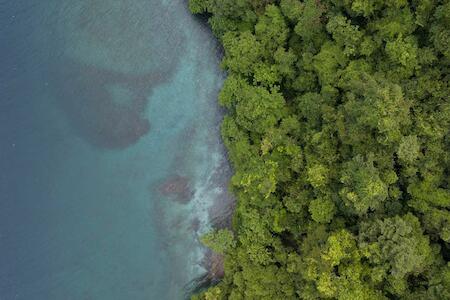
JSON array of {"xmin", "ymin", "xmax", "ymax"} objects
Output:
[{"xmin": 189, "ymin": 0, "xmax": 450, "ymax": 299}]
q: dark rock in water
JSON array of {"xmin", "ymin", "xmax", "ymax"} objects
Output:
[
  {"xmin": 203, "ymin": 250, "xmax": 225, "ymax": 279},
  {"xmin": 207, "ymin": 160, "xmax": 235, "ymax": 229},
  {"xmin": 158, "ymin": 175, "xmax": 194, "ymax": 204},
  {"xmin": 191, "ymin": 217, "xmax": 201, "ymax": 233},
  {"xmin": 51, "ymin": 59, "xmax": 163, "ymax": 149},
  {"xmin": 47, "ymin": 0, "xmax": 187, "ymax": 150},
  {"xmin": 186, "ymin": 248, "xmax": 225, "ymax": 297}
]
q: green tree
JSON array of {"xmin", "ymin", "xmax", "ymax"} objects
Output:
[
  {"xmin": 309, "ymin": 197, "xmax": 336, "ymax": 223},
  {"xmin": 340, "ymin": 155, "xmax": 388, "ymax": 215},
  {"xmin": 201, "ymin": 229, "xmax": 236, "ymax": 254}
]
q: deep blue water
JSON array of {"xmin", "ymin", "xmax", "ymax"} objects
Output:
[{"xmin": 0, "ymin": 1, "xmax": 231, "ymax": 299}]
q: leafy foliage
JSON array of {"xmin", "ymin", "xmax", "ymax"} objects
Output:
[
  {"xmin": 190, "ymin": 0, "xmax": 450, "ymax": 298},
  {"xmin": 201, "ymin": 229, "xmax": 236, "ymax": 254}
]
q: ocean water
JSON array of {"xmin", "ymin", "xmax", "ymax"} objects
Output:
[{"xmin": 0, "ymin": 1, "xmax": 232, "ymax": 299}]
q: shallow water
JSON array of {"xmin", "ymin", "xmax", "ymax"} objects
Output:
[{"xmin": 0, "ymin": 1, "xmax": 231, "ymax": 299}]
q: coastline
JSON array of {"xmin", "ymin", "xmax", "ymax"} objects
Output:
[{"xmin": 145, "ymin": 8, "xmax": 233, "ymax": 296}]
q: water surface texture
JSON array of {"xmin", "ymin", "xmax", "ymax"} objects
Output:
[{"xmin": 0, "ymin": 1, "xmax": 231, "ymax": 299}]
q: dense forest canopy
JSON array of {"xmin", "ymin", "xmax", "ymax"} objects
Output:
[{"xmin": 189, "ymin": 0, "xmax": 450, "ymax": 299}]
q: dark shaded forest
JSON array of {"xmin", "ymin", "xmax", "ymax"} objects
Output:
[{"xmin": 190, "ymin": 0, "xmax": 449, "ymax": 299}]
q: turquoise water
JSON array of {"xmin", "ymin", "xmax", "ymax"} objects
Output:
[{"xmin": 0, "ymin": 1, "xmax": 231, "ymax": 299}]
